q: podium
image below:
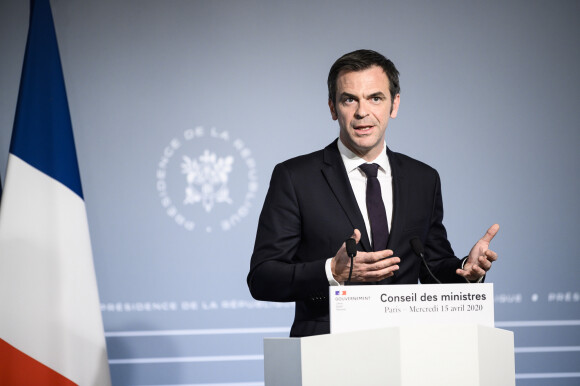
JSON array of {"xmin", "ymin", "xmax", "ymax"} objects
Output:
[{"xmin": 264, "ymin": 324, "xmax": 514, "ymax": 386}]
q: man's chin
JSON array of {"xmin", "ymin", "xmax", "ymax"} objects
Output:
[{"xmin": 353, "ymin": 139, "xmax": 383, "ymax": 152}]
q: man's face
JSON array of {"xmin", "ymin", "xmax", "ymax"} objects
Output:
[{"xmin": 329, "ymin": 65, "xmax": 400, "ymax": 161}]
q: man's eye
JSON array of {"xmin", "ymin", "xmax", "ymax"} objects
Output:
[
  {"xmin": 371, "ymin": 97, "xmax": 382, "ymax": 103},
  {"xmin": 344, "ymin": 97, "xmax": 355, "ymax": 104}
]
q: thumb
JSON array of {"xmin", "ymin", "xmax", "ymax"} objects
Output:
[
  {"xmin": 351, "ymin": 229, "xmax": 362, "ymax": 244},
  {"xmin": 481, "ymin": 224, "xmax": 500, "ymax": 244}
]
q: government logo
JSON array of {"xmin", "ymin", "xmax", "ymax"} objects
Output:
[{"xmin": 156, "ymin": 126, "xmax": 258, "ymax": 232}]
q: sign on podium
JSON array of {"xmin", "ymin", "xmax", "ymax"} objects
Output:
[{"xmin": 330, "ymin": 283, "xmax": 494, "ymax": 333}]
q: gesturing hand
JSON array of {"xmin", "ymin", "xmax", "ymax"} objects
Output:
[
  {"xmin": 331, "ymin": 229, "xmax": 400, "ymax": 283},
  {"xmin": 456, "ymin": 224, "xmax": 500, "ymax": 281}
]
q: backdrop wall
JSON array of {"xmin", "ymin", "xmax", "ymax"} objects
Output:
[{"xmin": 1, "ymin": 0, "xmax": 579, "ymax": 385}]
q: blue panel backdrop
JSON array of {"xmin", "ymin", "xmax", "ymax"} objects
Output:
[{"xmin": 1, "ymin": 1, "xmax": 579, "ymax": 384}]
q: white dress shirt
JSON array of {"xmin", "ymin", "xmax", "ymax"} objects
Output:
[{"xmin": 325, "ymin": 139, "xmax": 393, "ymax": 285}]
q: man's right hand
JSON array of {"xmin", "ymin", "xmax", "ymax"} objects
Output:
[{"xmin": 331, "ymin": 229, "xmax": 400, "ymax": 283}]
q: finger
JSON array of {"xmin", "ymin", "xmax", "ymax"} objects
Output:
[
  {"xmin": 484, "ymin": 249, "xmax": 498, "ymax": 262},
  {"xmin": 374, "ymin": 249, "xmax": 395, "ymax": 261},
  {"xmin": 456, "ymin": 266, "xmax": 485, "ymax": 279},
  {"xmin": 360, "ymin": 264, "xmax": 399, "ymax": 282},
  {"xmin": 477, "ymin": 255, "xmax": 492, "ymax": 271},
  {"xmin": 472, "ymin": 264, "xmax": 486, "ymax": 276},
  {"xmin": 375, "ymin": 266, "xmax": 399, "ymax": 281},
  {"xmin": 357, "ymin": 249, "xmax": 395, "ymax": 263},
  {"xmin": 371, "ymin": 255, "xmax": 400, "ymax": 269},
  {"xmin": 468, "ymin": 260, "xmax": 491, "ymax": 277},
  {"xmin": 480, "ymin": 223, "xmax": 500, "ymax": 243},
  {"xmin": 456, "ymin": 268, "xmax": 468, "ymax": 278}
]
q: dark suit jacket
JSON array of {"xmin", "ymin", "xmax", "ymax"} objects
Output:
[{"xmin": 247, "ymin": 140, "xmax": 466, "ymax": 337}]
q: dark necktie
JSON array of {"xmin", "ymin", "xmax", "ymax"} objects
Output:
[{"xmin": 359, "ymin": 163, "xmax": 389, "ymax": 251}]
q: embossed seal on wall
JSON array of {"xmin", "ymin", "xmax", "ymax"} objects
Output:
[{"xmin": 156, "ymin": 126, "xmax": 258, "ymax": 232}]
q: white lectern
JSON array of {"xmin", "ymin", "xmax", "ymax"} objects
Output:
[{"xmin": 264, "ymin": 324, "xmax": 514, "ymax": 386}]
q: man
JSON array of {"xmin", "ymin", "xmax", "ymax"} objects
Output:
[{"xmin": 247, "ymin": 49, "xmax": 499, "ymax": 337}]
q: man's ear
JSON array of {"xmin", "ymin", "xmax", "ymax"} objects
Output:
[
  {"xmin": 390, "ymin": 94, "xmax": 401, "ymax": 118},
  {"xmin": 329, "ymin": 99, "xmax": 338, "ymax": 120}
]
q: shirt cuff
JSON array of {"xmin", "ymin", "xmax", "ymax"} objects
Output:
[{"xmin": 325, "ymin": 258, "xmax": 341, "ymax": 286}]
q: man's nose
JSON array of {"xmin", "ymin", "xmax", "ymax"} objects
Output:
[{"xmin": 354, "ymin": 101, "xmax": 369, "ymax": 119}]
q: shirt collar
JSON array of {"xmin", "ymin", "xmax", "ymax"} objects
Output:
[{"xmin": 337, "ymin": 138, "xmax": 391, "ymax": 176}]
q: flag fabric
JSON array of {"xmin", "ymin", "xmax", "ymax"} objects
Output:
[{"xmin": 0, "ymin": 0, "xmax": 111, "ymax": 385}]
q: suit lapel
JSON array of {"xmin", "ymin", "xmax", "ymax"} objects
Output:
[
  {"xmin": 387, "ymin": 147, "xmax": 405, "ymax": 250},
  {"xmin": 321, "ymin": 141, "xmax": 372, "ymax": 252}
]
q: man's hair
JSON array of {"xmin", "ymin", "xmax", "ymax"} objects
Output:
[{"xmin": 327, "ymin": 49, "xmax": 400, "ymax": 106}]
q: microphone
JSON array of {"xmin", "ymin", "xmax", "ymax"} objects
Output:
[
  {"xmin": 345, "ymin": 238, "xmax": 357, "ymax": 285},
  {"xmin": 346, "ymin": 238, "xmax": 357, "ymax": 258},
  {"xmin": 409, "ymin": 237, "xmax": 441, "ymax": 284}
]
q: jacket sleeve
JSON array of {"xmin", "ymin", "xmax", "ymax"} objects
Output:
[{"xmin": 247, "ymin": 163, "xmax": 329, "ymax": 302}]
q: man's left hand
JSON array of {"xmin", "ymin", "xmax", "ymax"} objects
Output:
[{"xmin": 456, "ymin": 224, "xmax": 500, "ymax": 281}]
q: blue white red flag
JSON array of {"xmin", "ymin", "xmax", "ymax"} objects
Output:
[{"xmin": 0, "ymin": 0, "xmax": 111, "ymax": 384}]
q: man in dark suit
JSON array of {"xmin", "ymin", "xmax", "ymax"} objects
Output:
[{"xmin": 247, "ymin": 49, "xmax": 499, "ymax": 337}]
